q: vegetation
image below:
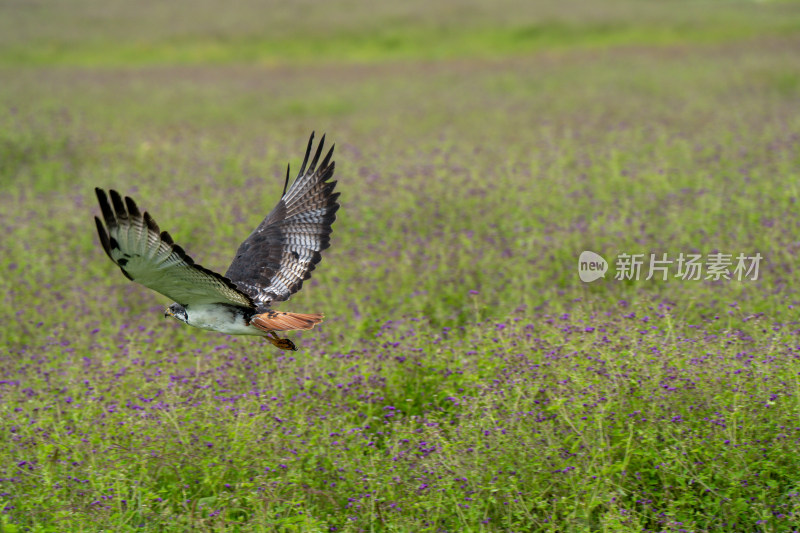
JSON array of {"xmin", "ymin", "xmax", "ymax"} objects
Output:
[{"xmin": 2, "ymin": 0, "xmax": 800, "ymax": 530}]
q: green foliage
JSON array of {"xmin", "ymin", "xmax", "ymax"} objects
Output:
[
  {"xmin": 1, "ymin": 0, "xmax": 798, "ymax": 67},
  {"xmin": 3, "ymin": 1, "xmax": 800, "ymax": 531}
]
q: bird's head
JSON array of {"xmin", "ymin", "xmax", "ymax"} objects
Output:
[{"xmin": 165, "ymin": 303, "xmax": 188, "ymax": 323}]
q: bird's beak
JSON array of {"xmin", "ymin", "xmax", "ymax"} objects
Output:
[{"xmin": 164, "ymin": 309, "xmax": 173, "ymax": 318}]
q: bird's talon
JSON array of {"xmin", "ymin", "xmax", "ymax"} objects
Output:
[{"xmin": 267, "ymin": 334, "xmax": 297, "ymax": 351}]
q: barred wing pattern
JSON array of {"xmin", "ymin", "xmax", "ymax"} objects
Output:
[
  {"xmin": 225, "ymin": 133, "xmax": 339, "ymax": 309},
  {"xmin": 94, "ymin": 188, "xmax": 255, "ymax": 308}
]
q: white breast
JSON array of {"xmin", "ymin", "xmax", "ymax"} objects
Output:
[{"xmin": 184, "ymin": 304, "xmax": 262, "ymax": 335}]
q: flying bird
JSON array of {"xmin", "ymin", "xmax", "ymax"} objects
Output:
[{"xmin": 94, "ymin": 133, "xmax": 340, "ymax": 351}]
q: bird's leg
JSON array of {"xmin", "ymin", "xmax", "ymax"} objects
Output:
[{"xmin": 266, "ymin": 331, "xmax": 298, "ymax": 351}]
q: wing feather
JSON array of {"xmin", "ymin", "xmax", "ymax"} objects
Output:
[
  {"xmin": 225, "ymin": 132, "xmax": 339, "ymax": 308},
  {"xmin": 94, "ymin": 188, "xmax": 255, "ymax": 308}
]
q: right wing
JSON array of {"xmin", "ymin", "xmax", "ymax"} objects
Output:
[
  {"xmin": 94, "ymin": 188, "xmax": 255, "ymax": 308},
  {"xmin": 224, "ymin": 133, "xmax": 340, "ymax": 308}
]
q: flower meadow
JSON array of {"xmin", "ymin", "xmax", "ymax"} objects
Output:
[
  {"xmin": 3, "ymin": 1, "xmax": 800, "ymax": 531},
  {"xmin": 6, "ymin": 304, "xmax": 800, "ymax": 532}
]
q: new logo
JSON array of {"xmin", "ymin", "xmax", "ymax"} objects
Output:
[{"xmin": 578, "ymin": 250, "xmax": 608, "ymax": 283}]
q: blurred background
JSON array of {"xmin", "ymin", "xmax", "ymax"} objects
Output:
[{"xmin": 2, "ymin": 0, "xmax": 800, "ymax": 339}]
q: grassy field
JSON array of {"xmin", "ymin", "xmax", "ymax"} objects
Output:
[{"xmin": 3, "ymin": 0, "xmax": 800, "ymax": 531}]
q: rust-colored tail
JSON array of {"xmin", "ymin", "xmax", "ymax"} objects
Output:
[{"xmin": 251, "ymin": 311, "xmax": 324, "ymax": 332}]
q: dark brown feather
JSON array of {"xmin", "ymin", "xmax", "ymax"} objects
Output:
[{"xmin": 225, "ymin": 132, "xmax": 339, "ymax": 309}]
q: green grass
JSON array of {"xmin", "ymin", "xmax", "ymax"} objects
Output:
[
  {"xmin": 3, "ymin": 0, "xmax": 800, "ymax": 531},
  {"xmin": 1, "ymin": 0, "xmax": 799, "ymax": 67},
  {"xmin": 3, "ymin": 21, "xmax": 795, "ymax": 67}
]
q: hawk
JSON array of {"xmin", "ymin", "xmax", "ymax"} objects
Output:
[{"xmin": 94, "ymin": 133, "xmax": 339, "ymax": 351}]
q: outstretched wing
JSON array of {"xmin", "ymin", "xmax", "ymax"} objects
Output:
[
  {"xmin": 94, "ymin": 188, "xmax": 255, "ymax": 308},
  {"xmin": 225, "ymin": 132, "xmax": 340, "ymax": 308}
]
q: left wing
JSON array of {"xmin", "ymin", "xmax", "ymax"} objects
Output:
[{"xmin": 94, "ymin": 188, "xmax": 255, "ymax": 308}]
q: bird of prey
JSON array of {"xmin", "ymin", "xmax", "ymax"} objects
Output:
[{"xmin": 94, "ymin": 133, "xmax": 339, "ymax": 351}]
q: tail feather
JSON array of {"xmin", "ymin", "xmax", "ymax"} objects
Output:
[{"xmin": 251, "ymin": 311, "xmax": 324, "ymax": 332}]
